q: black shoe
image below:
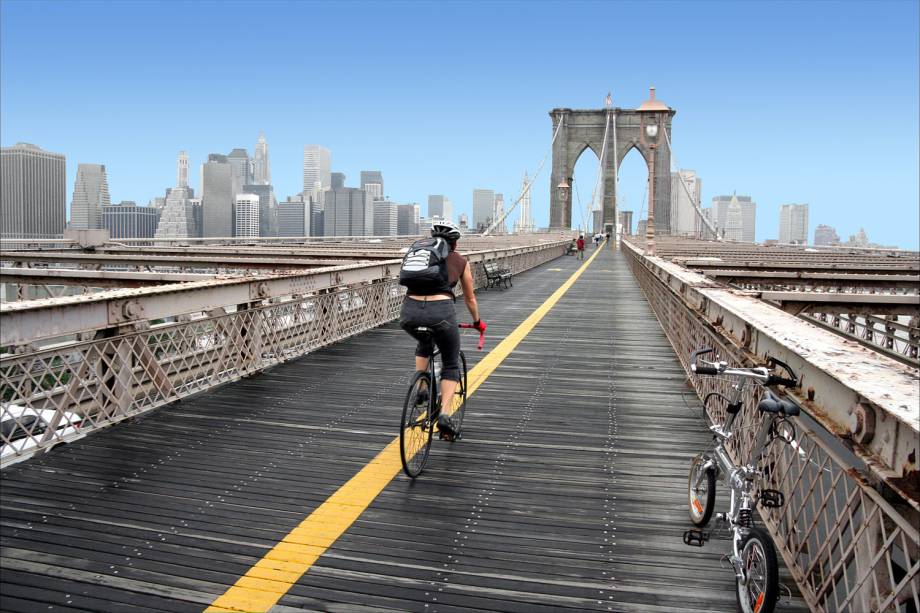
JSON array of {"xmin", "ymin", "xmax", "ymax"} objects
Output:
[{"xmin": 437, "ymin": 414, "xmax": 458, "ymax": 440}]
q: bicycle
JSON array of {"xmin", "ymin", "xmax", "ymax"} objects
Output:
[
  {"xmin": 399, "ymin": 323, "xmax": 485, "ymax": 479},
  {"xmin": 684, "ymin": 347, "xmax": 800, "ymax": 613}
]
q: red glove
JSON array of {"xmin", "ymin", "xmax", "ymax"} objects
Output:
[{"xmin": 473, "ymin": 320, "xmax": 487, "ymax": 333}]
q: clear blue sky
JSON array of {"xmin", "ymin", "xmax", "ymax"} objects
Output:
[{"xmin": 2, "ymin": 0, "xmax": 917, "ymax": 248}]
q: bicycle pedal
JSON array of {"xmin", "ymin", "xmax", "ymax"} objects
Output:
[
  {"xmin": 682, "ymin": 529, "xmax": 709, "ymax": 547},
  {"xmin": 760, "ymin": 489, "xmax": 785, "ymax": 508}
]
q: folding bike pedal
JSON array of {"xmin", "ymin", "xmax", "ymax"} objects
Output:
[
  {"xmin": 682, "ymin": 529, "xmax": 709, "ymax": 547},
  {"xmin": 760, "ymin": 489, "xmax": 785, "ymax": 508}
]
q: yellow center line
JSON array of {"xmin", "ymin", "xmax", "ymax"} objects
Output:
[{"xmin": 206, "ymin": 244, "xmax": 604, "ymax": 613}]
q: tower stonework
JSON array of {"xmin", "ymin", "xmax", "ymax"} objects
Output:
[{"xmin": 549, "ymin": 89, "xmax": 675, "ymax": 234}]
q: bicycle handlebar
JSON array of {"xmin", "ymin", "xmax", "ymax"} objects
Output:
[
  {"xmin": 689, "ymin": 346, "xmax": 799, "ymax": 389},
  {"xmin": 459, "ymin": 323, "xmax": 486, "ymax": 351}
]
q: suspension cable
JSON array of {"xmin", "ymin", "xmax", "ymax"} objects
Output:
[
  {"xmin": 484, "ymin": 114, "xmax": 565, "ymax": 236},
  {"xmin": 661, "ymin": 126, "xmax": 720, "ymax": 240}
]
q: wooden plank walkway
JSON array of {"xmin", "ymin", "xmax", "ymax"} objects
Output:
[{"xmin": 0, "ymin": 245, "xmax": 808, "ymax": 612}]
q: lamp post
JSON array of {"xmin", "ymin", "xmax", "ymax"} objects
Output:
[
  {"xmin": 643, "ymin": 120, "xmax": 659, "ymax": 256},
  {"xmin": 557, "ymin": 180, "xmax": 570, "ymax": 231}
]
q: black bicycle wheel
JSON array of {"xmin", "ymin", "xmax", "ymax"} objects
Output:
[
  {"xmin": 449, "ymin": 350, "xmax": 468, "ymax": 438},
  {"xmin": 735, "ymin": 526, "xmax": 779, "ymax": 613},
  {"xmin": 688, "ymin": 454, "xmax": 716, "ymax": 527},
  {"xmin": 400, "ymin": 371, "xmax": 434, "ymax": 478}
]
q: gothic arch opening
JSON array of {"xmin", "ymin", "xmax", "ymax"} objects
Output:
[
  {"xmin": 617, "ymin": 146, "xmax": 649, "ymax": 236},
  {"xmin": 571, "ymin": 145, "xmax": 600, "ymax": 233}
]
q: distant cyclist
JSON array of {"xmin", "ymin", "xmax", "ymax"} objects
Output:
[{"xmin": 398, "ymin": 220, "xmax": 485, "ymax": 439}]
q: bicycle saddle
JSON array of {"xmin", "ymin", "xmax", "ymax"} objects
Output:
[{"xmin": 758, "ymin": 391, "xmax": 800, "ymax": 416}]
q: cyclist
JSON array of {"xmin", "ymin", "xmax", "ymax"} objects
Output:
[{"xmin": 399, "ymin": 220, "xmax": 485, "ymax": 439}]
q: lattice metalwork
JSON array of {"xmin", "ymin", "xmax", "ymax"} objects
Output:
[
  {"xmin": 624, "ymin": 246, "xmax": 920, "ymax": 613},
  {"xmin": 0, "ymin": 244, "xmax": 563, "ymax": 466},
  {"xmin": 804, "ymin": 313, "xmax": 920, "ymax": 366}
]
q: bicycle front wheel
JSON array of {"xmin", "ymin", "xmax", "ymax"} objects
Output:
[
  {"xmin": 688, "ymin": 455, "xmax": 716, "ymax": 527},
  {"xmin": 449, "ymin": 350, "xmax": 468, "ymax": 438},
  {"xmin": 735, "ymin": 526, "xmax": 779, "ymax": 613},
  {"xmin": 400, "ymin": 371, "xmax": 434, "ymax": 478}
]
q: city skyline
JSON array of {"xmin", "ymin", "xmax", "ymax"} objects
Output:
[{"xmin": 1, "ymin": 1, "xmax": 917, "ymax": 247}]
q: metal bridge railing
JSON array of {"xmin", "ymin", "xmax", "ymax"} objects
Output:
[
  {"xmin": 623, "ymin": 241, "xmax": 919, "ymax": 613},
  {"xmin": 0, "ymin": 241, "xmax": 567, "ymax": 467}
]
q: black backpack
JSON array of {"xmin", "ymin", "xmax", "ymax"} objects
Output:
[{"xmin": 399, "ymin": 237, "xmax": 451, "ymax": 294}]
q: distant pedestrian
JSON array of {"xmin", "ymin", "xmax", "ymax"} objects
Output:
[{"xmin": 576, "ymin": 235, "xmax": 585, "ymax": 260}]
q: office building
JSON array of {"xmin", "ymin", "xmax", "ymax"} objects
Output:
[
  {"xmin": 253, "ymin": 132, "xmax": 271, "ymax": 185},
  {"xmin": 303, "ymin": 145, "xmax": 331, "ymax": 202},
  {"xmin": 360, "ymin": 171, "xmax": 384, "ymax": 202},
  {"xmin": 243, "ymin": 183, "xmax": 278, "ymax": 237},
  {"xmin": 779, "ymin": 203, "xmax": 809, "ymax": 245},
  {"xmin": 0, "ymin": 142, "xmax": 66, "ymax": 238},
  {"xmin": 277, "ymin": 199, "xmax": 305, "ymax": 237},
  {"xmin": 227, "ymin": 148, "xmax": 251, "ymax": 201},
  {"xmin": 472, "ymin": 189, "xmax": 494, "ymax": 231},
  {"xmin": 670, "ymin": 170, "xmax": 702, "ymax": 237},
  {"xmin": 513, "ymin": 173, "xmax": 535, "ymax": 233},
  {"xmin": 70, "ymin": 163, "xmax": 111, "ymax": 229},
  {"xmin": 103, "ymin": 201, "xmax": 160, "ymax": 238},
  {"xmin": 201, "ymin": 155, "xmax": 233, "ymax": 237},
  {"xmin": 323, "ymin": 174, "xmax": 372, "ymax": 236},
  {"xmin": 374, "ymin": 200, "xmax": 398, "ymax": 236},
  {"xmin": 709, "ymin": 194, "xmax": 756, "ymax": 243},
  {"xmin": 618, "ymin": 210, "xmax": 634, "ymax": 235},
  {"xmin": 235, "ymin": 194, "xmax": 260, "ymax": 238},
  {"xmin": 428, "ymin": 194, "xmax": 453, "ymax": 221},
  {"xmin": 814, "ymin": 224, "xmax": 840, "ymax": 246},
  {"xmin": 277, "ymin": 196, "xmax": 305, "ymax": 237},
  {"xmin": 397, "ymin": 203, "xmax": 420, "ymax": 235}
]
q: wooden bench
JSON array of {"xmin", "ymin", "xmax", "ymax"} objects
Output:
[{"xmin": 483, "ymin": 261, "xmax": 513, "ymax": 290}]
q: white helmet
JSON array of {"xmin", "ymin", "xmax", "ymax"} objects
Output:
[{"xmin": 431, "ymin": 219, "xmax": 461, "ymax": 241}]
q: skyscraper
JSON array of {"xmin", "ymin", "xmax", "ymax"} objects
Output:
[
  {"xmin": 397, "ymin": 204, "xmax": 420, "ymax": 235},
  {"xmin": 618, "ymin": 210, "xmax": 634, "ymax": 235},
  {"xmin": 360, "ymin": 171, "xmax": 384, "ymax": 201},
  {"xmin": 253, "ymin": 132, "xmax": 271, "ymax": 185},
  {"xmin": 709, "ymin": 195, "xmax": 756, "ymax": 243},
  {"xmin": 227, "ymin": 148, "xmax": 251, "ymax": 200},
  {"xmin": 235, "ymin": 194, "xmax": 260, "ymax": 237},
  {"xmin": 513, "ymin": 173, "xmax": 534, "ymax": 233},
  {"xmin": 491, "ymin": 193, "xmax": 507, "ymax": 234},
  {"xmin": 323, "ymin": 174, "xmax": 373, "ymax": 236},
  {"xmin": 155, "ymin": 151, "xmax": 199, "ymax": 239},
  {"xmin": 779, "ymin": 203, "xmax": 809, "ymax": 244},
  {"xmin": 70, "ymin": 163, "xmax": 111, "ymax": 229},
  {"xmin": 472, "ymin": 189, "xmax": 494, "ymax": 231},
  {"xmin": 201, "ymin": 154, "xmax": 233, "ymax": 237},
  {"xmin": 243, "ymin": 183, "xmax": 278, "ymax": 237},
  {"xmin": 373, "ymin": 200, "xmax": 398, "ymax": 236},
  {"xmin": 277, "ymin": 196, "xmax": 305, "ymax": 237},
  {"xmin": 428, "ymin": 195, "xmax": 445, "ymax": 218},
  {"xmin": 303, "ymin": 145, "xmax": 331, "ymax": 202},
  {"xmin": 0, "ymin": 142, "xmax": 66, "ymax": 238},
  {"xmin": 814, "ymin": 224, "xmax": 840, "ymax": 246},
  {"xmin": 177, "ymin": 151, "xmax": 189, "ymax": 188},
  {"xmin": 670, "ymin": 170, "xmax": 702, "ymax": 237}
]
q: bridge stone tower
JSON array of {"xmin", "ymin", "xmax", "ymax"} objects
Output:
[{"xmin": 549, "ymin": 88, "xmax": 676, "ymax": 237}]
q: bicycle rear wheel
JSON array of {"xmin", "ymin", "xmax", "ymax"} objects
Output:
[
  {"xmin": 735, "ymin": 526, "xmax": 779, "ymax": 613},
  {"xmin": 400, "ymin": 371, "xmax": 434, "ymax": 478}
]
